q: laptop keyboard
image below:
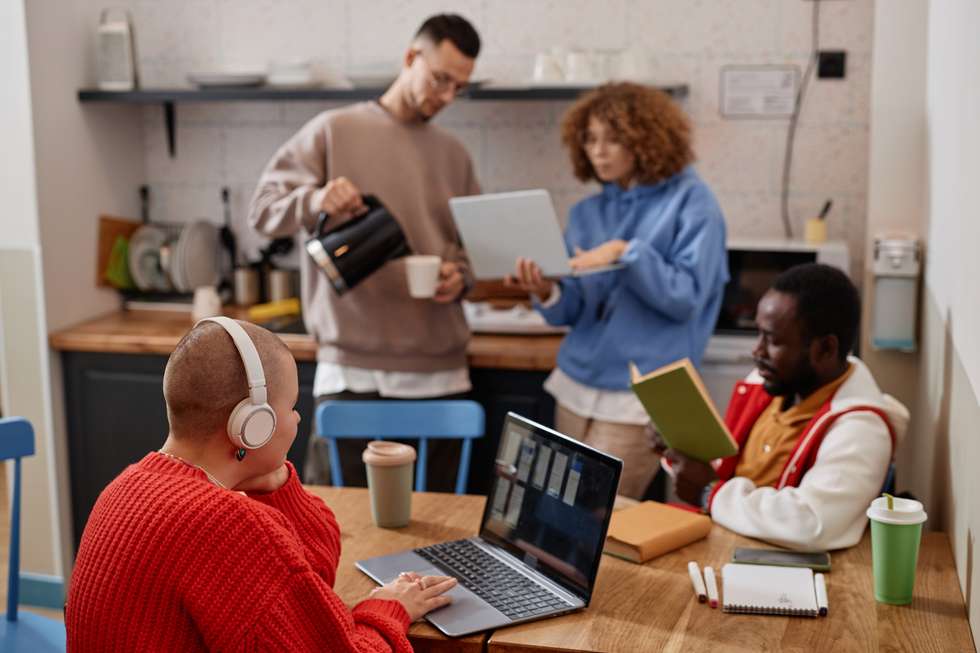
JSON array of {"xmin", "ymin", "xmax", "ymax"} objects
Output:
[{"xmin": 415, "ymin": 539, "xmax": 570, "ymax": 620}]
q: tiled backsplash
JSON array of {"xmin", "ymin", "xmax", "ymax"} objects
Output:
[{"xmin": 127, "ymin": 0, "xmax": 874, "ymax": 274}]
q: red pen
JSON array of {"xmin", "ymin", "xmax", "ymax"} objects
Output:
[{"xmin": 703, "ymin": 566, "xmax": 719, "ymax": 609}]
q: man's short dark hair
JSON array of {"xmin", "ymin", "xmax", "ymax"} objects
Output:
[
  {"xmin": 415, "ymin": 14, "xmax": 481, "ymax": 59},
  {"xmin": 771, "ymin": 263, "xmax": 861, "ymax": 362}
]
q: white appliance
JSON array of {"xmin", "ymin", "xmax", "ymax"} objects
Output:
[
  {"xmin": 701, "ymin": 239, "xmax": 850, "ymax": 413},
  {"xmin": 871, "ymin": 236, "xmax": 920, "ymax": 352},
  {"xmin": 97, "ymin": 8, "xmax": 138, "ymax": 91}
]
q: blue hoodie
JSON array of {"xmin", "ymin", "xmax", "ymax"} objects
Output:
[{"xmin": 537, "ymin": 166, "xmax": 729, "ymax": 391}]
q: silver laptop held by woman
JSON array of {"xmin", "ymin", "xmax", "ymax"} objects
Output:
[{"xmin": 449, "ymin": 190, "xmax": 624, "ymax": 279}]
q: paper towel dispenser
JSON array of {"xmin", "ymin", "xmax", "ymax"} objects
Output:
[{"xmin": 871, "ymin": 236, "xmax": 920, "ymax": 352}]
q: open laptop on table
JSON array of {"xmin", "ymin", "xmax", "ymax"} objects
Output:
[
  {"xmin": 449, "ymin": 189, "xmax": 625, "ymax": 279},
  {"xmin": 356, "ymin": 412, "xmax": 623, "ymax": 637}
]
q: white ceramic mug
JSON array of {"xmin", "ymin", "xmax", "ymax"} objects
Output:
[{"xmin": 405, "ymin": 255, "xmax": 442, "ymax": 298}]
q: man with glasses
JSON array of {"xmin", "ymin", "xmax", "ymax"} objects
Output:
[{"xmin": 248, "ymin": 14, "xmax": 481, "ymax": 490}]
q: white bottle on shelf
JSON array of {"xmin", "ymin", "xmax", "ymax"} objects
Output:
[{"xmin": 97, "ymin": 8, "xmax": 138, "ymax": 91}]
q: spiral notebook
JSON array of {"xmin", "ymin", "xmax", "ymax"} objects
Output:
[{"xmin": 722, "ymin": 563, "xmax": 819, "ymax": 617}]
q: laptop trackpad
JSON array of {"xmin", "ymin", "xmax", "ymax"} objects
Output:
[
  {"xmin": 423, "ymin": 579, "xmax": 505, "ymax": 637},
  {"xmin": 357, "ymin": 551, "xmax": 506, "ymax": 637}
]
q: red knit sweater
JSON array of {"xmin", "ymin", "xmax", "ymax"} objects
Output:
[{"xmin": 67, "ymin": 453, "xmax": 412, "ymax": 652}]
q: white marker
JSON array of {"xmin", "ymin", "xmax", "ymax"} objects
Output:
[
  {"xmin": 815, "ymin": 573, "xmax": 828, "ymax": 616},
  {"xmin": 703, "ymin": 566, "xmax": 719, "ymax": 609},
  {"xmin": 688, "ymin": 561, "xmax": 707, "ymax": 603}
]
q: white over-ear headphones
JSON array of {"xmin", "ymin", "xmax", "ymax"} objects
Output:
[{"xmin": 199, "ymin": 317, "xmax": 277, "ymax": 450}]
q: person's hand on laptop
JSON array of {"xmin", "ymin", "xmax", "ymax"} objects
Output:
[
  {"xmin": 505, "ymin": 257, "xmax": 555, "ymax": 301},
  {"xmin": 370, "ymin": 571, "xmax": 458, "ymax": 621},
  {"xmin": 433, "ymin": 261, "xmax": 466, "ymax": 303},
  {"xmin": 569, "ymin": 240, "xmax": 629, "ymax": 271}
]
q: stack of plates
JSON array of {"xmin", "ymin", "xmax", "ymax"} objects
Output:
[
  {"xmin": 187, "ymin": 72, "xmax": 266, "ymax": 88},
  {"xmin": 128, "ymin": 221, "xmax": 221, "ymax": 293},
  {"xmin": 128, "ymin": 225, "xmax": 172, "ymax": 292},
  {"xmin": 173, "ymin": 221, "xmax": 221, "ymax": 292}
]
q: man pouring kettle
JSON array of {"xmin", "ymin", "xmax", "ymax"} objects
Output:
[{"xmin": 247, "ymin": 14, "xmax": 482, "ymax": 490}]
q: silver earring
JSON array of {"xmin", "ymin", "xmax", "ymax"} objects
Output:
[{"xmin": 236, "ymin": 448, "xmax": 246, "ymax": 461}]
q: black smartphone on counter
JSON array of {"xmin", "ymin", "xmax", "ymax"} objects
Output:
[{"xmin": 731, "ymin": 547, "xmax": 831, "ymax": 572}]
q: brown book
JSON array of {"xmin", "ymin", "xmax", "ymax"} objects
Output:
[{"xmin": 604, "ymin": 500, "xmax": 712, "ymax": 563}]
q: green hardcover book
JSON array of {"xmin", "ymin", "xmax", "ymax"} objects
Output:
[{"xmin": 630, "ymin": 358, "xmax": 738, "ymax": 462}]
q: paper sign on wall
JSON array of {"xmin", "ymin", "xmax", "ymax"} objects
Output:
[{"xmin": 720, "ymin": 65, "xmax": 800, "ymax": 118}]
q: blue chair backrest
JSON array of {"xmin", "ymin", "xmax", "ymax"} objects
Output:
[
  {"xmin": 0, "ymin": 417, "xmax": 36, "ymax": 621},
  {"xmin": 315, "ymin": 400, "xmax": 484, "ymax": 494}
]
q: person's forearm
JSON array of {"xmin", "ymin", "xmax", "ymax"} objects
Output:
[{"xmin": 249, "ymin": 183, "xmax": 325, "ymax": 237}]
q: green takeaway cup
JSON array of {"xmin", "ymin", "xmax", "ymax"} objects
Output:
[
  {"xmin": 362, "ymin": 441, "xmax": 416, "ymax": 528},
  {"xmin": 866, "ymin": 496, "xmax": 927, "ymax": 605}
]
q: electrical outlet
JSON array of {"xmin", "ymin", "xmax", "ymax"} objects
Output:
[{"xmin": 817, "ymin": 51, "xmax": 847, "ymax": 79}]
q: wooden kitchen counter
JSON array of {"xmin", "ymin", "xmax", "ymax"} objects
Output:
[{"xmin": 48, "ymin": 308, "xmax": 562, "ymax": 372}]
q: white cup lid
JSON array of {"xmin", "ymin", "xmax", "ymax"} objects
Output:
[
  {"xmin": 362, "ymin": 440, "xmax": 416, "ymax": 467},
  {"xmin": 866, "ymin": 496, "xmax": 927, "ymax": 525}
]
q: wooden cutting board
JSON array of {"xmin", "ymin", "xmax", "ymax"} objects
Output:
[{"xmin": 96, "ymin": 215, "xmax": 141, "ymax": 287}]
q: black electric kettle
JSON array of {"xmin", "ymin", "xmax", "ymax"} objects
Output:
[{"xmin": 305, "ymin": 195, "xmax": 411, "ymax": 295}]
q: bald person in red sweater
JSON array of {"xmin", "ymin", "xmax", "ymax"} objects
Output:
[{"xmin": 67, "ymin": 319, "xmax": 456, "ymax": 652}]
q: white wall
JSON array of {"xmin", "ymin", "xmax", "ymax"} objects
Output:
[
  {"xmin": 123, "ymin": 0, "xmax": 876, "ymax": 275},
  {"xmin": 0, "ymin": 0, "xmax": 147, "ymax": 582},
  {"xmin": 0, "ymin": 0, "xmax": 40, "ymax": 249},
  {"xmin": 862, "ymin": 0, "xmax": 927, "ymax": 493},
  {"xmin": 922, "ymin": 0, "xmax": 980, "ymax": 635},
  {"xmin": 867, "ymin": 0, "xmax": 980, "ymax": 640},
  {"xmin": 25, "ymin": 1, "xmax": 145, "ymax": 332},
  {"xmin": 0, "ymin": 0, "xmax": 60, "ymax": 581}
]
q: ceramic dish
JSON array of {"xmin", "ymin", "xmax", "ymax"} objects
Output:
[
  {"xmin": 170, "ymin": 228, "xmax": 188, "ymax": 293},
  {"xmin": 187, "ymin": 72, "xmax": 266, "ymax": 88},
  {"xmin": 127, "ymin": 225, "xmax": 171, "ymax": 292},
  {"xmin": 177, "ymin": 221, "xmax": 222, "ymax": 290}
]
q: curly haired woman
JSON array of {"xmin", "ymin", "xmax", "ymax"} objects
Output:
[{"xmin": 506, "ymin": 82, "xmax": 729, "ymax": 498}]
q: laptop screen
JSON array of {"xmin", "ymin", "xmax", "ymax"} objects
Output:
[{"xmin": 479, "ymin": 413, "xmax": 623, "ymax": 600}]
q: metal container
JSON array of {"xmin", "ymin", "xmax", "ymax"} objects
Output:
[{"xmin": 234, "ymin": 267, "xmax": 260, "ymax": 307}]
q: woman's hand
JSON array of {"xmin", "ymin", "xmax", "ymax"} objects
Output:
[
  {"xmin": 234, "ymin": 464, "xmax": 290, "ymax": 494},
  {"xmin": 370, "ymin": 572, "xmax": 458, "ymax": 621},
  {"xmin": 569, "ymin": 240, "xmax": 629, "ymax": 271},
  {"xmin": 504, "ymin": 257, "xmax": 555, "ymax": 300}
]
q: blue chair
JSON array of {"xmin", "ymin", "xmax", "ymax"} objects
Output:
[
  {"xmin": 315, "ymin": 401, "xmax": 485, "ymax": 494},
  {"xmin": 0, "ymin": 418, "xmax": 66, "ymax": 651}
]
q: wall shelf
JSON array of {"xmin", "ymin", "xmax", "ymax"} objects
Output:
[{"xmin": 77, "ymin": 84, "xmax": 689, "ymax": 157}]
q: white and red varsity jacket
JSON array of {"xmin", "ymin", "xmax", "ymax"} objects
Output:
[{"xmin": 707, "ymin": 356, "xmax": 908, "ymax": 551}]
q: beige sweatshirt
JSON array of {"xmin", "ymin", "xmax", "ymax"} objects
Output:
[{"xmin": 248, "ymin": 102, "xmax": 480, "ymax": 371}]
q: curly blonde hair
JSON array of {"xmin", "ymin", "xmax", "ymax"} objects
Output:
[{"xmin": 560, "ymin": 82, "xmax": 694, "ymax": 185}]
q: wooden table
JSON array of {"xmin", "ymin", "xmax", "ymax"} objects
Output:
[{"xmin": 311, "ymin": 487, "xmax": 976, "ymax": 653}]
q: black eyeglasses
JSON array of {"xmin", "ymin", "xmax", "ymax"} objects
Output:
[{"xmin": 416, "ymin": 50, "xmax": 469, "ymax": 96}]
